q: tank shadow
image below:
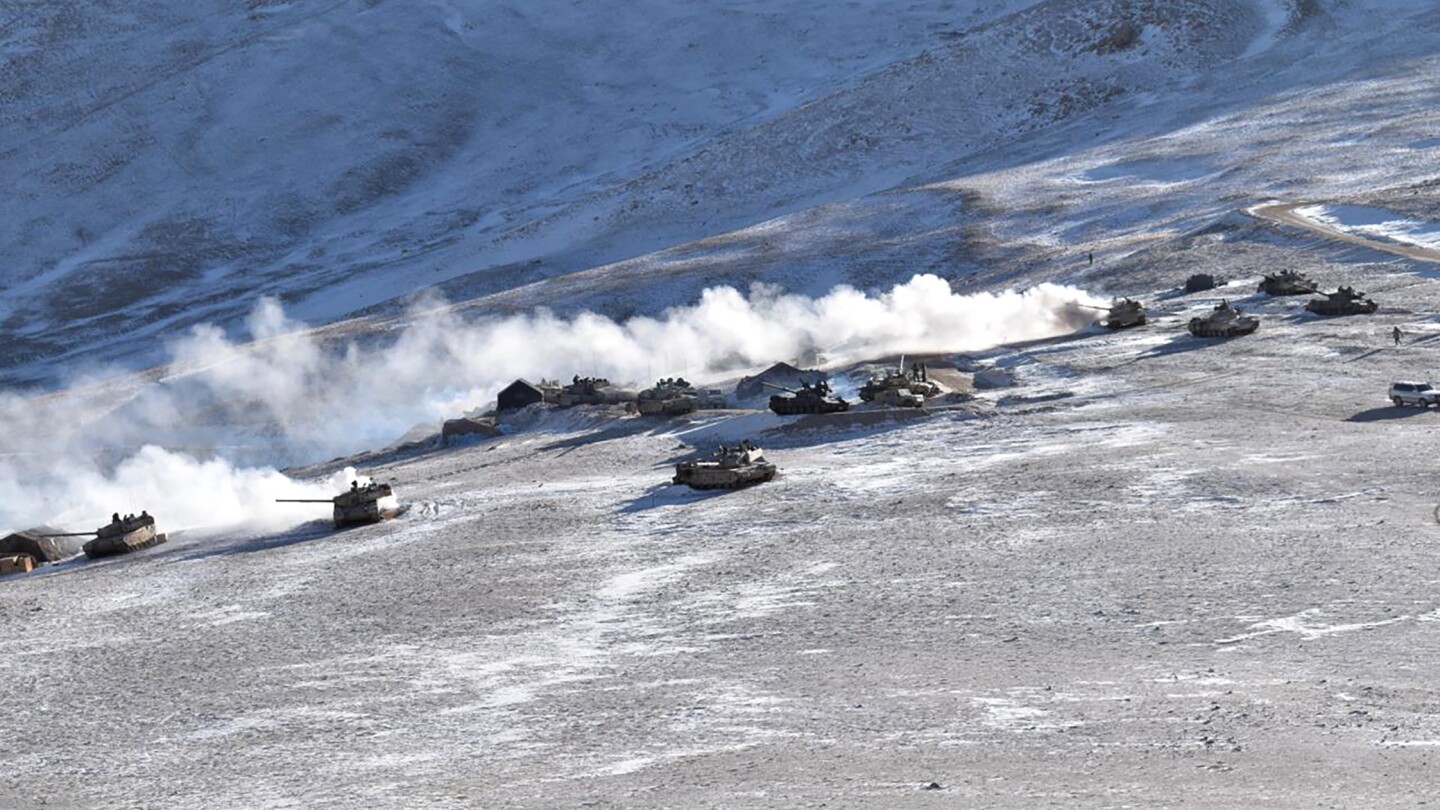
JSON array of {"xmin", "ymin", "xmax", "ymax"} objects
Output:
[
  {"xmin": 1138, "ymin": 335, "xmax": 1221, "ymax": 359},
  {"xmin": 1346, "ymin": 406, "xmax": 1432, "ymax": 423},
  {"xmin": 172, "ymin": 520, "xmax": 339, "ymax": 562},
  {"xmin": 619, "ymin": 482, "xmax": 736, "ymax": 513}
]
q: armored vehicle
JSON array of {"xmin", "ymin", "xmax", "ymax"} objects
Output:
[
  {"xmin": 1079, "ymin": 298, "xmax": 1147, "ymax": 329},
  {"xmin": 637, "ymin": 377, "xmax": 698, "ymax": 416},
  {"xmin": 44, "ymin": 513, "xmax": 168, "ymax": 560},
  {"xmin": 1187, "ymin": 300, "xmax": 1259, "ymax": 338},
  {"xmin": 557, "ymin": 376, "xmax": 612, "ymax": 407},
  {"xmin": 673, "ymin": 441, "xmax": 777, "ymax": 489},
  {"xmin": 859, "ymin": 361, "xmax": 941, "ymax": 406},
  {"xmin": 1257, "ymin": 270, "xmax": 1319, "ymax": 296},
  {"xmin": 1103, "ymin": 298, "xmax": 1147, "ymax": 329},
  {"xmin": 277, "ymin": 481, "xmax": 401, "ymax": 528},
  {"xmin": 763, "ymin": 379, "xmax": 849, "ymax": 415},
  {"xmin": 1306, "ymin": 286, "xmax": 1378, "ymax": 316}
]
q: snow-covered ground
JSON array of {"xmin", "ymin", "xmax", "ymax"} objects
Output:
[
  {"xmin": 10, "ymin": 0, "xmax": 1440, "ymax": 806},
  {"xmin": 1295, "ymin": 205, "xmax": 1440, "ymax": 252},
  {"xmin": 8, "ymin": 246, "xmax": 1440, "ymax": 807}
]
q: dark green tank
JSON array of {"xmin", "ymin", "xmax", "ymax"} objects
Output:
[
  {"xmin": 1188, "ymin": 300, "xmax": 1259, "ymax": 338},
  {"xmin": 673, "ymin": 441, "xmax": 777, "ymax": 489},
  {"xmin": 764, "ymin": 379, "xmax": 849, "ymax": 415},
  {"xmin": 859, "ymin": 361, "xmax": 940, "ymax": 405},
  {"xmin": 1306, "ymin": 286, "xmax": 1378, "ymax": 316},
  {"xmin": 67, "ymin": 513, "xmax": 168, "ymax": 559},
  {"xmin": 1257, "ymin": 270, "xmax": 1319, "ymax": 296}
]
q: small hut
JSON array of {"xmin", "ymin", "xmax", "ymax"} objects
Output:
[
  {"xmin": 497, "ymin": 379, "xmax": 545, "ymax": 412},
  {"xmin": 0, "ymin": 526, "xmax": 82, "ymax": 564},
  {"xmin": 441, "ymin": 417, "xmax": 503, "ymax": 445}
]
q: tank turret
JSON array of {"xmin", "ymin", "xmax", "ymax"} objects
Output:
[
  {"xmin": 1306, "ymin": 286, "xmax": 1378, "ymax": 316},
  {"xmin": 1257, "ymin": 270, "xmax": 1319, "ymax": 296},
  {"xmin": 672, "ymin": 440, "xmax": 777, "ymax": 489},
  {"xmin": 762, "ymin": 379, "xmax": 849, "ymax": 415},
  {"xmin": 1187, "ymin": 300, "xmax": 1259, "ymax": 338}
]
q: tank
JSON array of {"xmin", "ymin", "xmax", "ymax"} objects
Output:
[
  {"xmin": 763, "ymin": 379, "xmax": 849, "ymax": 415},
  {"xmin": 277, "ymin": 481, "xmax": 402, "ymax": 528},
  {"xmin": 45, "ymin": 513, "xmax": 169, "ymax": 560},
  {"xmin": 554, "ymin": 376, "xmax": 615, "ymax": 407},
  {"xmin": 1306, "ymin": 286, "xmax": 1378, "ymax": 316},
  {"xmin": 1079, "ymin": 298, "xmax": 1147, "ymax": 329},
  {"xmin": 1187, "ymin": 300, "xmax": 1259, "ymax": 338},
  {"xmin": 859, "ymin": 360, "xmax": 941, "ymax": 405},
  {"xmin": 637, "ymin": 377, "xmax": 698, "ymax": 416},
  {"xmin": 673, "ymin": 441, "xmax": 777, "ymax": 489},
  {"xmin": 1257, "ymin": 270, "xmax": 1319, "ymax": 296}
]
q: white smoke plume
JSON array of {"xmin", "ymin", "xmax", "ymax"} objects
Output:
[{"xmin": 0, "ymin": 273, "xmax": 1103, "ymax": 535}]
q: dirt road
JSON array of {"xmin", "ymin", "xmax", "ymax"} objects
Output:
[{"xmin": 1249, "ymin": 202, "xmax": 1440, "ymax": 264}]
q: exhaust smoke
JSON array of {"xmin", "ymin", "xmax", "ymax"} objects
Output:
[{"xmin": 0, "ymin": 273, "xmax": 1103, "ymax": 534}]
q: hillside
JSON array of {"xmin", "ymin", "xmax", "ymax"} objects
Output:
[
  {"xmin": 1, "ymin": 0, "xmax": 1044, "ymax": 382},
  {"xmin": 7, "ymin": 0, "xmax": 1440, "ymax": 807}
]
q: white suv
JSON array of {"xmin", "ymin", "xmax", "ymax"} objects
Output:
[{"xmin": 1389, "ymin": 381, "xmax": 1440, "ymax": 407}]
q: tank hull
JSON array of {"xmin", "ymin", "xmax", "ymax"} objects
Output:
[
  {"xmin": 1306, "ymin": 300, "xmax": 1378, "ymax": 316},
  {"xmin": 83, "ymin": 525, "xmax": 167, "ymax": 559},
  {"xmin": 870, "ymin": 389, "xmax": 924, "ymax": 408},
  {"xmin": 673, "ymin": 462, "xmax": 777, "ymax": 489},
  {"xmin": 637, "ymin": 396, "xmax": 697, "ymax": 416},
  {"xmin": 1187, "ymin": 318, "xmax": 1259, "ymax": 338},
  {"xmin": 768, "ymin": 395, "xmax": 849, "ymax": 415},
  {"xmin": 333, "ymin": 502, "xmax": 401, "ymax": 527},
  {"xmin": 1104, "ymin": 313, "xmax": 1147, "ymax": 329}
]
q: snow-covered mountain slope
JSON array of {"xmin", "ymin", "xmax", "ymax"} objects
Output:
[
  {"xmin": 0, "ymin": 0, "xmax": 1391, "ymax": 384},
  {"xmin": 301, "ymin": 0, "xmax": 1440, "ymax": 351},
  {"xmin": 1, "ymin": 0, "xmax": 1045, "ymax": 383}
]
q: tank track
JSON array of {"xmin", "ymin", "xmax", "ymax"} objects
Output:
[
  {"xmin": 685, "ymin": 475, "xmax": 775, "ymax": 490},
  {"xmin": 771, "ymin": 403, "xmax": 849, "ymax": 415},
  {"xmin": 1189, "ymin": 323, "xmax": 1258, "ymax": 338}
]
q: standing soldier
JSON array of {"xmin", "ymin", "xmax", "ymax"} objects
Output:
[{"xmin": 1393, "ymin": 326, "xmax": 1403, "ymax": 346}]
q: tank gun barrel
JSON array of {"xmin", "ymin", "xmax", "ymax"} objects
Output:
[
  {"xmin": 275, "ymin": 498, "xmax": 335, "ymax": 503},
  {"xmin": 37, "ymin": 531, "xmax": 99, "ymax": 537},
  {"xmin": 760, "ymin": 381, "xmax": 798, "ymax": 393}
]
